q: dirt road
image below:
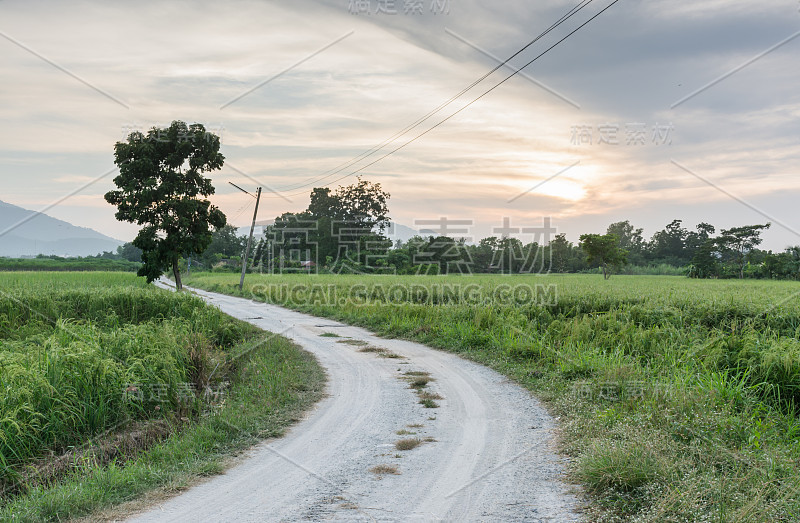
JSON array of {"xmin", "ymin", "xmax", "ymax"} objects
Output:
[{"xmin": 130, "ymin": 281, "xmax": 581, "ymax": 522}]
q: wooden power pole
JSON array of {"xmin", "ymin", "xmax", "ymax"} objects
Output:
[{"xmin": 233, "ymin": 185, "xmax": 262, "ymax": 291}]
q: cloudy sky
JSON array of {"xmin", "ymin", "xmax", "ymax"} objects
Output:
[{"xmin": 1, "ymin": 0, "xmax": 799, "ymax": 249}]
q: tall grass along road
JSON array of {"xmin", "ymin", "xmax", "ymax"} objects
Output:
[
  {"xmin": 0, "ymin": 272, "xmax": 324, "ymax": 522},
  {"xmin": 128, "ymin": 278, "xmax": 580, "ymax": 521}
]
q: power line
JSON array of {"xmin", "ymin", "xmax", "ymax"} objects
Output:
[
  {"xmin": 263, "ymin": 0, "xmax": 621, "ymax": 199},
  {"xmin": 231, "ymin": 198, "xmax": 255, "ymax": 222},
  {"xmin": 337, "ymin": 0, "xmax": 623, "ymax": 178},
  {"xmin": 272, "ymin": 0, "xmax": 595, "ymax": 194}
]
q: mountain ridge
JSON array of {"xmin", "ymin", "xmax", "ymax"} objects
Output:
[{"xmin": 0, "ymin": 200, "xmax": 123, "ymax": 257}]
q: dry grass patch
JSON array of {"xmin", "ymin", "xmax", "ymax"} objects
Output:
[
  {"xmin": 409, "ymin": 377, "xmax": 431, "ymax": 390},
  {"xmin": 359, "ymin": 346, "xmax": 386, "ymax": 353},
  {"xmin": 337, "ymin": 339, "xmax": 368, "ymax": 346},
  {"xmin": 407, "ymin": 423, "xmax": 424, "ymax": 429},
  {"xmin": 417, "ymin": 391, "xmax": 443, "ymax": 401},
  {"xmin": 359, "ymin": 346, "xmax": 405, "ymax": 359},
  {"xmin": 419, "ymin": 398, "xmax": 439, "ymax": 408},
  {"xmin": 369, "ymin": 464, "xmax": 400, "ymax": 475},
  {"xmin": 396, "ymin": 429, "xmax": 416, "ymax": 435},
  {"xmin": 395, "ymin": 438, "xmax": 422, "ymax": 451}
]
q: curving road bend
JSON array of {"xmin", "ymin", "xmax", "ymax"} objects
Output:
[{"xmin": 130, "ymin": 280, "xmax": 581, "ymax": 522}]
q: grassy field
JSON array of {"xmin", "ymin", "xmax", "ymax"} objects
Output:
[
  {"xmin": 0, "ymin": 258, "xmax": 140, "ymax": 272},
  {"xmin": 185, "ymin": 272, "xmax": 800, "ymax": 522},
  {"xmin": 0, "ymin": 272, "xmax": 325, "ymax": 521}
]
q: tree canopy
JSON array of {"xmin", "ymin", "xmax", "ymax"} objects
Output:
[
  {"xmin": 104, "ymin": 121, "xmax": 226, "ymax": 290},
  {"xmin": 579, "ymin": 233, "xmax": 629, "ymax": 279},
  {"xmin": 265, "ymin": 178, "xmax": 391, "ymax": 273},
  {"xmin": 717, "ymin": 223, "xmax": 771, "ymax": 279}
]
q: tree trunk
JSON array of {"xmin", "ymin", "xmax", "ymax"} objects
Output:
[{"xmin": 173, "ymin": 258, "xmax": 183, "ymax": 291}]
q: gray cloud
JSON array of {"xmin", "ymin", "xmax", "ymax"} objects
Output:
[{"xmin": 0, "ymin": 0, "xmax": 797, "ymax": 250}]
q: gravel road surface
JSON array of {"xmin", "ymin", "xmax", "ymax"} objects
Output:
[{"xmin": 129, "ymin": 280, "xmax": 581, "ymax": 522}]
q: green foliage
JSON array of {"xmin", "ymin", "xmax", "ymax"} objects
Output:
[
  {"xmin": 265, "ymin": 178, "xmax": 391, "ymax": 272},
  {"xmin": 580, "ymin": 441, "xmax": 669, "ymax": 493},
  {"xmin": 606, "ymin": 220, "xmax": 645, "ymax": 265},
  {"xmin": 763, "ymin": 248, "xmax": 800, "ymax": 280},
  {"xmin": 580, "ymin": 233, "xmax": 628, "ymax": 279},
  {"xmin": 188, "ymin": 203, "xmax": 789, "ymax": 280},
  {"xmin": 311, "ymin": 178, "xmax": 390, "ymax": 231},
  {"xmin": 648, "ymin": 219, "xmax": 689, "ymax": 266},
  {"xmin": 115, "ymin": 242, "xmax": 143, "ymax": 263},
  {"xmin": 717, "ymin": 223, "xmax": 771, "ymax": 279},
  {"xmin": 104, "ymin": 121, "xmax": 227, "ymax": 289},
  {"xmin": 0, "ymin": 273, "xmax": 324, "ymax": 521},
  {"xmin": 0, "ymin": 272, "xmax": 256, "ymax": 495},
  {"xmin": 200, "ymin": 225, "xmax": 246, "ymax": 269},
  {"xmin": 688, "ymin": 238, "xmax": 718, "ymax": 278}
]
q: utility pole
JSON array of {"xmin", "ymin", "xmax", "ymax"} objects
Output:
[{"xmin": 229, "ymin": 182, "xmax": 262, "ymax": 291}]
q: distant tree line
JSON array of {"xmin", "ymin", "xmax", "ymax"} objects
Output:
[
  {"xmin": 191, "ymin": 177, "xmax": 795, "ymax": 279},
  {"xmin": 99, "ymin": 173, "xmax": 797, "ymax": 281},
  {"xmin": 0, "ymin": 251, "xmax": 141, "ymax": 272}
]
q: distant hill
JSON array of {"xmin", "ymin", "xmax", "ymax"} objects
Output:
[{"xmin": 0, "ymin": 200, "xmax": 123, "ymax": 257}]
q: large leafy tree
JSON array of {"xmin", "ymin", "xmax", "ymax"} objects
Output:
[
  {"xmin": 580, "ymin": 233, "xmax": 628, "ymax": 279},
  {"xmin": 689, "ymin": 238, "xmax": 720, "ymax": 279},
  {"xmin": 549, "ymin": 233, "xmax": 579, "ymax": 273},
  {"xmin": 268, "ymin": 178, "xmax": 390, "ymax": 272},
  {"xmin": 606, "ymin": 220, "xmax": 645, "ymax": 264},
  {"xmin": 763, "ymin": 246, "xmax": 800, "ymax": 280},
  {"xmin": 685, "ymin": 222, "xmax": 716, "ymax": 258},
  {"xmin": 648, "ymin": 219, "xmax": 689, "ymax": 265},
  {"xmin": 332, "ymin": 177, "xmax": 390, "ymax": 232},
  {"xmin": 105, "ymin": 121, "xmax": 226, "ymax": 290},
  {"xmin": 717, "ymin": 223, "xmax": 771, "ymax": 279}
]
